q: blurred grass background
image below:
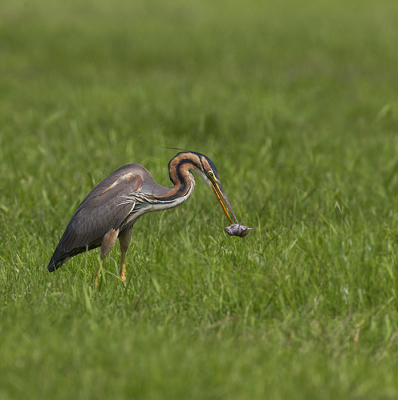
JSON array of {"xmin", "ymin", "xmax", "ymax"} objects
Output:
[{"xmin": 1, "ymin": 0, "xmax": 398, "ymax": 398}]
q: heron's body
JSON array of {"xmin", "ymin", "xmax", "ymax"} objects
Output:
[{"xmin": 48, "ymin": 151, "xmax": 237, "ymax": 285}]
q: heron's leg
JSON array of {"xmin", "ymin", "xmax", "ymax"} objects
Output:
[
  {"xmin": 93, "ymin": 228, "xmax": 119, "ymax": 287},
  {"xmin": 93, "ymin": 256, "xmax": 104, "ymax": 288},
  {"xmin": 118, "ymin": 227, "xmax": 133, "ymax": 286}
]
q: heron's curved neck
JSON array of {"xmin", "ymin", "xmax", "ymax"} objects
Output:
[{"xmin": 152, "ymin": 154, "xmax": 202, "ymax": 206}]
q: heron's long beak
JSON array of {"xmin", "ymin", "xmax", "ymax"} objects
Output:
[{"xmin": 209, "ymin": 178, "xmax": 238, "ymax": 225}]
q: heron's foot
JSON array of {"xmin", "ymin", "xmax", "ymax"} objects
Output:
[
  {"xmin": 93, "ymin": 263, "xmax": 102, "ymax": 288},
  {"xmin": 120, "ymin": 272, "xmax": 126, "ymax": 287}
]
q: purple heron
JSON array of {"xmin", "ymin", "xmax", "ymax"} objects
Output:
[{"xmin": 47, "ymin": 151, "xmax": 240, "ymax": 286}]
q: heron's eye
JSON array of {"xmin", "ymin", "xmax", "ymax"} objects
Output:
[{"xmin": 207, "ymin": 171, "xmax": 215, "ymax": 179}]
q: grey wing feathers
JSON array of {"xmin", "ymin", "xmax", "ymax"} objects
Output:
[
  {"xmin": 48, "ymin": 164, "xmax": 147, "ymax": 271},
  {"xmin": 59, "ymin": 196, "xmax": 135, "ymax": 252}
]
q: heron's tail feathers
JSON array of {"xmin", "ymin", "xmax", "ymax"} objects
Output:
[{"xmin": 47, "ymin": 249, "xmax": 70, "ymax": 272}]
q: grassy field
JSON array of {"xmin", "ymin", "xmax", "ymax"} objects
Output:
[{"xmin": 1, "ymin": 0, "xmax": 398, "ymax": 398}]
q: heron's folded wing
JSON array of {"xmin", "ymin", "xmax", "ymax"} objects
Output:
[{"xmin": 56, "ymin": 168, "xmax": 143, "ymax": 254}]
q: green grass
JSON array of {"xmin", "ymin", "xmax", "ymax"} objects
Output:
[{"xmin": 1, "ymin": 0, "xmax": 398, "ymax": 398}]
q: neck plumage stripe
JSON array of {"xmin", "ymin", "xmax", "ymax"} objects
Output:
[{"xmin": 152, "ymin": 158, "xmax": 199, "ymax": 204}]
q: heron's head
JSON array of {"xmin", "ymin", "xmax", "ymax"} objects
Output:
[{"xmin": 170, "ymin": 151, "xmax": 238, "ymax": 224}]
